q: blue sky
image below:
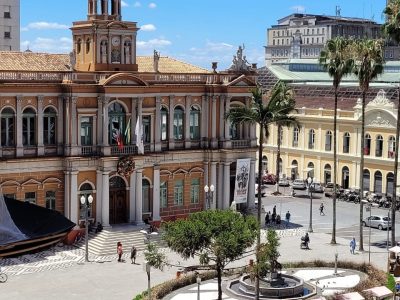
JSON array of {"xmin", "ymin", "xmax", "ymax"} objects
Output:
[{"xmin": 21, "ymin": 0, "xmax": 387, "ymax": 70}]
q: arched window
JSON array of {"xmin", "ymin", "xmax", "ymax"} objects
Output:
[
  {"xmin": 142, "ymin": 179, "xmax": 151, "ymax": 214},
  {"xmin": 364, "ymin": 133, "xmax": 371, "ymax": 155},
  {"xmin": 325, "ymin": 130, "xmax": 332, "ymax": 151},
  {"xmin": 1, "ymin": 108, "xmax": 15, "ymax": 147},
  {"xmin": 324, "ymin": 164, "xmax": 331, "ymax": 184},
  {"xmin": 387, "ymin": 173, "xmax": 394, "ymax": 196},
  {"xmin": 292, "ymin": 127, "xmax": 299, "ymax": 147},
  {"xmin": 160, "ymin": 106, "xmax": 168, "ymax": 141},
  {"xmin": 76, "ymin": 39, "xmax": 82, "ymax": 54},
  {"xmin": 342, "ymin": 166, "xmax": 350, "ymax": 189},
  {"xmin": 363, "ymin": 169, "xmax": 370, "ymax": 192},
  {"xmin": 375, "ymin": 135, "xmax": 383, "ymax": 157},
  {"xmin": 79, "ymin": 183, "xmax": 94, "ymax": 220},
  {"xmin": 307, "ymin": 162, "xmax": 314, "ymax": 178},
  {"xmin": 343, "ymin": 132, "xmax": 350, "ymax": 153},
  {"xmin": 173, "ymin": 106, "xmax": 184, "ymax": 140},
  {"xmin": 388, "ymin": 136, "xmax": 396, "ymax": 159},
  {"xmin": 291, "ymin": 160, "xmax": 298, "ymax": 180},
  {"xmin": 189, "ymin": 106, "xmax": 200, "ymax": 140},
  {"xmin": 23, "ymin": 108, "xmax": 36, "ymax": 146},
  {"xmin": 43, "ymin": 107, "xmax": 56, "ymax": 145},
  {"xmin": 108, "ymin": 102, "xmax": 126, "ymax": 145},
  {"xmin": 308, "ymin": 129, "xmax": 315, "ymax": 149},
  {"xmin": 86, "ymin": 38, "xmax": 91, "ymax": 54},
  {"xmin": 374, "ymin": 171, "xmax": 382, "ymax": 193},
  {"xmin": 262, "ymin": 156, "xmax": 268, "ymax": 174}
]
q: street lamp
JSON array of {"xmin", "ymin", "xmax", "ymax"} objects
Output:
[
  {"xmin": 80, "ymin": 194, "xmax": 93, "ymax": 262},
  {"xmin": 307, "ymin": 176, "xmax": 314, "ymax": 233},
  {"xmin": 204, "ymin": 184, "xmax": 215, "ymax": 209},
  {"xmin": 361, "ymin": 200, "xmax": 379, "ymax": 264},
  {"xmin": 196, "ymin": 274, "xmax": 201, "ymax": 300},
  {"xmin": 140, "ymin": 229, "xmax": 159, "ymax": 244}
]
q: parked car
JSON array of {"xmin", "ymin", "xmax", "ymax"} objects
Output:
[
  {"xmin": 310, "ymin": 182, "xmax": 323, "ymax": 193},
  {"xmin": 278, "ymin": 178, "xmax": 290, "ymax": 187},
  {"xmin": 262, "ymin": 173, "xmax": 277, "ymax": 185},
  {"xmin": 362, "ymin": 215, "xmax": 391, "ymax": 230},
  {"xmin": 324, "ymin": 183, "xmax": 341, "ymax": 197},
  {"xmin": 255, "ymin": 184, "xmax": 267, "ymax": 197},
  {"xmin": 292, "ymin": 179, "xmax": 307, "ymax": 190}
]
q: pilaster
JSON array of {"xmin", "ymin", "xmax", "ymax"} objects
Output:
[
  {"xmin": 135, "ymin": 169, "xmax": 144, "ymax": 225},
  {"xmin": 16, "ymin": 95, "xmax": 23, "ymax": 157},
  {"xmin": 154, "ymin": 96, "xmax": 162, "ymax": 151},
  {"xmin": 211, "ymin": 96, "xmax": 218, "ymax": 148},
  {"xmin": 57, "ymin": 96, "xmax": 64, "ymax": 155},
  {"xmin": 152, "ymin": 165, "xmax": 161, "ymax": 221},
  {"xmin": 184, "ymin": 95, "xmax": 192, "ymax": 149},
  {"xmin": 210, "ymin": 162, "xmax": 217, "ymax": 209},
  {"xmin": 224, "ymin": 96, "xmax": 232, "ymax": 148},
  {"xmin": 37, "ymin": 95, "xmax": 44, "ymax": 155},
  {"xmin": 223, "ymin": 162, "xmax": 231, "ymax": 209},
  {"xmin": 101, "ymin": 171, "xmax": 110, "ymax": 227},
  {"xmin": 201, "ymin": 95, "xmax": 209, "ymax": 148},
  {"xmin": 129, "ymin": 171, "xmax": 136, "ymax": 223},
  {"xmin": 96, "ymin": 170, "xmax": 103, "ymax": 223},
  {"xmin": 168, "ymin": 95, "xmax": 175, "ymax": 150}
]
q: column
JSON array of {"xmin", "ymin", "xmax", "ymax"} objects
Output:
[
  {"xmin": 16, "ymin": 95, "xmax": 23, "ymax": 157},
  {"xmin": 101, "ymin": 171, "xmax": 110, "ymax": 227},
  {"xmin": 168, "ymin": 95, "xmax": 175, "ymax": 150},
  {"xmin": 65, "ymin": 96, "xmax": 70, "ymax": 148},
  {"xmin": 137, "ymin": 97, "xmax": 143, "ymax": 151},
  {"xmin": 37, "ymin": 95, "xmax": 44, "ymax": 155},
  {"xmin": 248, "ymin": 159, "xmax": 256, "ymax": 209},
  {"xmin": 223, "ymin": 162, "xmax": 231, "ymax": 209},
  {"xmin": 70, "ymin": 171, "xmax": 79, "ymax": 224},
  {"xmin": 211, "ymin": 96, "xmax": 217, "ymax": 148},
  {"xmin": 203, "ymin": 161, "xmax": 209, "ymax": 209},
  {"xmin": 131, "ymin": 97, "xmax": 137, "ymax": 145},
  {"xmin": 210, "ymin": 162, "xmax": 217, "ymax": 209},
  {"xmin": 219, "ymin": 96, "xmax": 225, "ymax": 139},
  {"xmin": 71, "ymin": 96, "xmax": 78, "ymax": 155},
  {"xmin": 57, "ymin": 96, "xmax": 64, "ymax": 155},
  {"xmin": 97, "ymin": 96, "xmax": 104, "ymax": 146},
  {"xmin": 102, "ymin": 97, "xmax": 110, "ymax": 155},
  {"xmin": 244, "ymin": 97, "xmax": 251, "ymax": 140},
  {"xmin": 217, "ymin": 163, "xmax": 224, "ymax": 209},
  {"xmin": 201, "ymin": 95, "xmax": 209, "ymax": 148},
  {"xmin": 135, "ymin": 169, "xmax": 144, "ymax": 225},
  {"xmin": 132, "ymin": 33, "xmax": 137, "ymax": 65},
  {"xmin": 96, "ymin": 170, "xmax": 103, "ymax": 223},
  {"xmin": 185, "ymin": 95, "xmax": 192, "ymax": 149},
  {"xmin": 129, "ymin": 171, "xmax": 136, "ymax": 223},
  {"xmin": 155, "ymin": 96, "xmax": 161, "ymax": 151},
  {"xmin": 224, "ymin": 96, "xmax": 232, "ymax": 148},
  {"xmin": 153, "ymin": 165, "xmax": 161, "ymax": 221},
  {"xmin": 64, "ymin": 171, "xmax": 71, "ymax": 220}
]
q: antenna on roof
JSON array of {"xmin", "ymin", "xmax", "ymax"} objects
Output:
[{"xmin": 335, "ymin": 5, "xmax": 341, "ymax": 17}]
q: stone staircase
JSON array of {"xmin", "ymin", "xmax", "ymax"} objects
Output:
[{"xmin": 76, "ymin": 224, "xmax": 164, "ymax": 256}]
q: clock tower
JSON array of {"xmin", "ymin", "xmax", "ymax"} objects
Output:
[{"xmin": 71, "ymin": 0, "xmax": 139, "ymax": 72}]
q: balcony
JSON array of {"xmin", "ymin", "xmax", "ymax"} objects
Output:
[
  {"xmin": 231, "ymin": 139, "xmax": 250, "ymax": 149},
  {"xmin": 111, "ymin": 145, "xmax": 137, "ymax": 156}
]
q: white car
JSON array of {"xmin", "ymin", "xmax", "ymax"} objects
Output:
[
  {"xmin": 292, "ymin": 179, "xmax": 306, "ymax": 190},
  {"xmin": 310, "ymin": 182, "xmax": 323, "ymax": 193},
  {"xmin": 278, "ymin": 178, "xmax": 290, "ymax": 187},
  {"xmin": 255, "ymin": 184, "xmax": 267, "ymax": 197}
]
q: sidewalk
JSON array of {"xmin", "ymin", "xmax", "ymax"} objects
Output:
[{"xmin": 0, "ymin": 230, "xmax": 389, "ymax": 300}]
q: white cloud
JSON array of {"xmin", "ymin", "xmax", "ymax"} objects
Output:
[
  {"xmin": 148, "ymin": 3, "xmax": 157, "ymax": 9},
  {"xmin": 22, "ymin": 22, "xmax": 69, "ymax": 31},
  {"xmin": 121, "ymin": 0, "xmax": 129, "ymax": 7},
  {"xmin": 290, "ymin": 5, "xmax": 305, "ymax": 13},
  {"xmin": 134, "ymin": 1, "xmax": 141, "ymax": 7},
  {"xmin": 137, "ymin": 38, "xmax": 171, "ymax": 49},
  {"xmin": 22, "ymin": 37, "xmax": 72, "ymax": 53},
  {"xmin": 141, "ymin": 24, "xmax": 156, "ymax": 31}
]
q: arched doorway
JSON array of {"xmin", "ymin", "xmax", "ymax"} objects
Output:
[
  {"xmin": 374, "ymin": 171, "xmax": 382, "ymax": 194},
  {"xmin": 324, "ymin": 164, "xmax": 331, "ymax": 184},
  {"xmin": 109, "ymin": 176, "xmax": 127, "ymax": 224},
  {"xmin": 342, "ymin": 166, "xmax": 349, "ymax": 189},
  {"xmin": 363, "ymin": 169, "xmax": 370, "ymax": 192},
  {"xmin": 291, "ymin": 160, "xmax": 298, "ymax": 180},
  {"xmin": 142, "ymin": 179, "xmax": 152, "ymax": 222},
  {"xmin": 387, "ymin": 173, "xmax": 394, "ymax": 196},
  {"xmin": 307, "ymin": 162, "xmax": 314, "ymax": 179}
]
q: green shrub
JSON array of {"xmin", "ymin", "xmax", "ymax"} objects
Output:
[{"xmin": 387, "ymin": 273, "xmax": 395, "ymax": 292}]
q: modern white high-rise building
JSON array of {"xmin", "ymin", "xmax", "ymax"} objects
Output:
[{"xmin": 0, "ymin": 0, "xmax": 19, "ymax": 51}]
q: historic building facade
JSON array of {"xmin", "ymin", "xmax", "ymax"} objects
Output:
[
  {"xmin": 0, "ymin": 0, "xmax": 258, "ymax": 227},
  {"xmin": 0, "ymin": 0, "xmax": 19, "ymax": 51}
]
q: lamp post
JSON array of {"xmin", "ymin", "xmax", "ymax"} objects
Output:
[
  {"xmin": 361, "ymin": 200, "xmax": 378, "ymax": 264},
  {"xmin": 80, "ymin": 194, "xmax": 93, "ymax": 262},
  {"xmin": 204, "ymin": 184, "xmax": 215, "ymax": 209},
  {"xmin": 196, "ymin": 274, "xmax": 201, "ymax": 300},
  {"xmin": 144, "ymin": 260, "xmax": 151, "ymax": 300},
  {"xmin": 307, "ymin": 176, "xmax": 314, "ymax": 233}
]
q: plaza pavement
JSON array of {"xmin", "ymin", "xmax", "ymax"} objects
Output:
[{"xmin": 0, "ymin": 226, "xmax": 392, "ymax": 300}]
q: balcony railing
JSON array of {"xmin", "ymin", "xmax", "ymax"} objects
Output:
[
  {"xmin": 231, "ymin": 139, "xmax": 250, "ymax": 149},
  {"xmin": 111, "ymin": 145, "xmax": 138, "ymax": 156}
]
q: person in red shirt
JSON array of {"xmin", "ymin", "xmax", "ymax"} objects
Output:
[{"xmin": 117, "ymin": 242, "xmax": 123, "ymax": 262}]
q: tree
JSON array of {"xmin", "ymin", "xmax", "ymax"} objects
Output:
[
  {"xmin": 352, "ymin": 38, "xmax": 384, "ymax": 251},
  {"xmin": 383, "ymin": 0, "xmax": 400, "ymax": 246},
  {"xmin": 319, "ymin": 37, "xmax": 354, "ymax": 245},
  {"xmin": 163, "ymin": 210, "xmax": 258, "ymax": 300},
  {"xmin": 254, "ymin": 229, "xmax": 280, "ymax": 280},
  {"xmin": 226, "ymin": 81, "xmax": 298, "ymax": 300}
]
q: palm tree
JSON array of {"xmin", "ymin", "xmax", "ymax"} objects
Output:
[
  {"xmin": 319, "ymin": 37, "xmax": 354, "ymax": 245},
  {"xmin": 352, "ymin": 38, "xmax": 384, "ymax": 251},
  {"xmin": 383, "ymin": 0, "xmax": 400, "ymax": 246},
  {"xmin": 226, "ymin": 81, "xmax": 298, "ymax": 300}
]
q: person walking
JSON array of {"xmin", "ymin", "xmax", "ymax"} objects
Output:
[
  {"xmin": 117, "ymin": 242, "xmax": 123, "ymax": 262},
  {"xmin": 265, "ymin": 212, "xmax": 270, "ymax": 227},
  {"xmin": 285, "ymin": 210, "xmax": 291, "ymax": 228},
  {"xmin": 273, "ymin": 205, "xmax": 277, "ymax": 216},
  {"xmin": 350, "ymin": 237, "xmax": 356, "ymax": 254},
  {"xmin": 319, "ymin": 203, "xmax": 325, "ymax": 216},
  {"xmin": 130, "ymin": 245, "xmax": 137, "ymax": 264}
]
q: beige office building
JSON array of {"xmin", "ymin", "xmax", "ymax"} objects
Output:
[{"xmin": 0, "ymin": 0, "xmax": 19, "ymax": 51}]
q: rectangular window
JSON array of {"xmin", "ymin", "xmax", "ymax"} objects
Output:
[
  {"xmin": 4, "ymin": 6, "xmax": 10, "ymax": 19},
  {"xmin": 190, "ymin": 178, "xmax": 200, "ymax": 204},
  {"xmin": 173, "ymin": 110, "xmax": 184, "ymax": 140},
  {"xmin": 4, "ymin": 26, "xmax": 11, "ymax": 39},
  {"xmin": 44, "ymin": 115, "xmax": 56, "ymax": 145},
  {"xmin": 23, "ymin": 115, "xmax": 35, "ymax": 146},
  {"xmin": 80, "ymin": 117, "xmax": 93, "ymax": 146},
  {"xmin": 1, "ymin": 114, "xmax": 14, "ymax": 146},
  {"xmin": 174, "ymin": 180, "xmax": 184, "ymax": 206},
  {"xmin": 160, "ymin": 181, "xmax": 168, "ymax": 208},
  {"xmin": 25, "ymin": 192, "xmax": 36, "ymax": 204},
  {"xmin": 46, "ymin": 191, "xmax": 56, "ymax": 210},
  {"xmin": 143, "ymin": 116, "xmax": 151, "ymax": 143},
  {"xmin": 189, "ymin": 109, "xmax": 200, "ymax": 140},
  {"xmin": 161, "ymin": 110, "xmax": 168, "ymax": 141}
]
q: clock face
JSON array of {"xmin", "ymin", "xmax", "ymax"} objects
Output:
[{"xmin": 112, "ymin": 37, "xmax": 120, "ymax": 46}]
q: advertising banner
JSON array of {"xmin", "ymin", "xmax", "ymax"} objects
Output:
[{"xmin": 233, "ymin": 158, "xmax": 251, "ymax": 204}]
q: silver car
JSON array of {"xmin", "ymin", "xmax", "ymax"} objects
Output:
[
  {"xmin": 362, "ymin": 215, "xmax": 391, "ymax": 230},
  {"xmin": 310, "ymin": 182, "xmax": 323, "ymax": 193},
  {"xmin": 292, "ymin": 179, "xmax": 306, "ymax": 190}
]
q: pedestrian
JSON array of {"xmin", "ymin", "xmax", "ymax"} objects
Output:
[
  {"xmin": 130, "ymin": 245, "xmax": 137, "ymax": 264},
  {"xmin": 273, "ymin": 205, "xmax": 277, "ymax": 216},
  {"xmin": 265, "ymin": 212, "xmax": 270, "ymax": 227},
  {"xmin": 271, "ymin": 212, "xmax": 276, "ymax": 224},
  {"xmin": 117, "ymin": 242, "xmax": 123, "ymax": 262},
  {"xmin": 350, "ymin": 237, "xmax": 356, "ymax": 254},
  {"xmin": 285, "ymin": 210, "xmax": 291, "ymax": 227},
  {"xmin": 319, "ymin": 203, "xmax": 325, "ymax": 216}
]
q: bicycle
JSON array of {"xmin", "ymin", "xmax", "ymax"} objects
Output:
[{"xmin": 0, "ymin": 270, "xmax": 7, "ymax": 283}]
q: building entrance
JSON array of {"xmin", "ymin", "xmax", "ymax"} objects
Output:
[{"xmin": 109, "ymin": 176, "xmax": 127, "ymax": 224}]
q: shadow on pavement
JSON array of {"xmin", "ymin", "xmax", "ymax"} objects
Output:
[
  {"xmin": 264, "ymin": 222, "xmax": 304, "ymax": 230},
  {"xmin": 294, "ymin": 194, "xmax": 322, "ymax": 200}
]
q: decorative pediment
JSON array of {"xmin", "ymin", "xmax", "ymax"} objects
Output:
[
  {"xmin": 106, "ymin": 21, "xmax": 128, "ymax": 29},
  {"xmin": 189, "ymin": 167, "xmax": 204, "ymax": 175},
  {"xmin": 367, "ymin": 90, "xmax": 395, "ymax": 109},
  {"xmin": 21, "ymin": 179, "xmax": 42, "ymax": 187},
  {"xmin": 42, "ymin": 177, "xmax": 62, "ymax": 185},
  {"xmin": 225, "ymin": 74, "xmax": 256, "ymax": 87},
  {"xmin": 173, "ymin": 169, "xmax": 188, "ymax": 176},
  {"xmin": 0, "ymin": 180, "xmax": 21, "ymax": 188},
  {"xmin": 365, "ymin": 111, "xmax": 396, "ymax": 129},
  {"xmin": 101, "ymin": 73, "xmax": 149, "ymax": 87}
]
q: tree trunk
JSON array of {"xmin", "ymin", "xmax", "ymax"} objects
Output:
[
  {"xmin": 217, "ymin": 262, "xmax": 222, "ymax": 300},
  {"xmin": 275, "ymin": 124, "xmax": 281, "ymax": 193},
  {"xmin": 331, "ymin": 88, "xmax": 338, "ymax": 244},
  {"xmin": 255, "ymin": 126, "xmax": 264, "ymax": 300},
  {"xmin": 359, "ymin": 91, "xmax": 366, "ymax": 251},
  {"xmin": 392, "ymin": 87, "xmax": 400, "ymax": 246}
]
